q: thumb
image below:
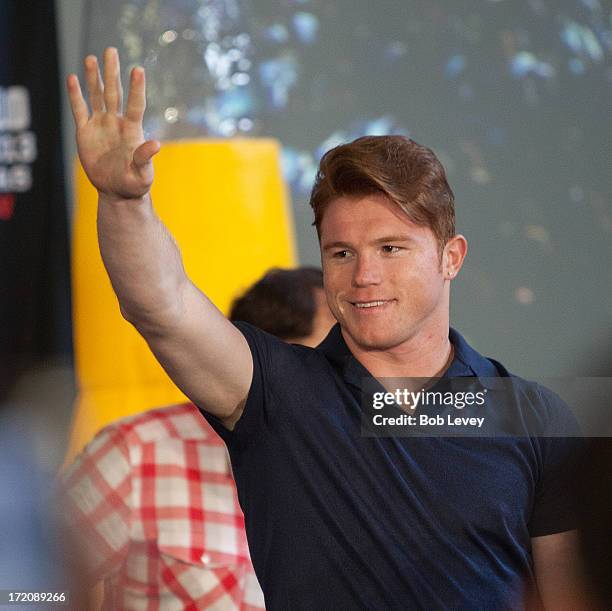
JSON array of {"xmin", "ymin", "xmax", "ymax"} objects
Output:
[{"xmin": 133, "ymin": 140, "xmax": 161, "ymax": 167}]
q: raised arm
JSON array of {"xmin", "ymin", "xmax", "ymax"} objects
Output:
[{"xmin": 67, "ymin": 47, "xmax": 251, "ymax": 428}]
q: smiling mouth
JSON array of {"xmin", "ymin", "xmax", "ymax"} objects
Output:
[{"xmin": 351, "ymin": 299, "xmax": 395, "ymax": 309}]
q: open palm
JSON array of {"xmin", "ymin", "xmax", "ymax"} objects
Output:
[{"xmin": 67, "ymin": 47, "xmax": 160, "ymax": 200}]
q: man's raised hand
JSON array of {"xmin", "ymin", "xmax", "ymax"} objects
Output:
[{"xmin": 67, "ymin": 47, "xmax": 160, "ymax": 201}]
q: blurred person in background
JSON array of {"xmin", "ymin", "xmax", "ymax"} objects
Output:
[
  {"xmin": 61, "ymin": 267, "xmax": 333, "ymax": 610},
  {"xmin": 1, "ymin": 366, "xmax": 92, "ymax": 610},
  {"xmin": 229, "ymin": 267, "xmax": 335, "ymax": 348}
]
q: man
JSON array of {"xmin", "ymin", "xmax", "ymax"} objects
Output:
[
  {"xmin": 67, "ymin": 48, "xmax": 586, "ymax": 609},
  {"xmin": 62, "ymin": 268, "xmax": 334, "ymax": 610}
]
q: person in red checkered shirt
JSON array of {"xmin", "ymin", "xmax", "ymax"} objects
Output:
[
  {"xmin": 63, "ymin": 403, "xmax": 262, "ymax": 610},
  {"xmin": 61, "ymin": 268, "xmax": 334, "ymax": 610}
]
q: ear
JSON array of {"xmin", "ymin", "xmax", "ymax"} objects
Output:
[{"xmin": 443, "ymin": 234, "xmax": 468, "ymax": 279}]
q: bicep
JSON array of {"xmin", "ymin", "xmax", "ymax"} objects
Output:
[
  {"xmin": 531, "ymin": 530, "xmax": 592, "ymax": 610},
  {"xmin": 138, "ymin": 279, "xmax": 253, "ymax": 426}
]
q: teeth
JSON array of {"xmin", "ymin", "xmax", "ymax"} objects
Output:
[{"xmin": 355, "ymin": 300, "xmax": 387, "ymax": 308}]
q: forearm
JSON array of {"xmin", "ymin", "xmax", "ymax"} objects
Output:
[
  {"xmin": 97, "ymin": 193, "xmax": 189, "ymax": 328},
  {"xmin": 532, "ymin": 531, "xmax": 593, "ymax": 610},
  {"xmin": 71, "ymin": 49, "xmax": 253, "ymax": 422}
]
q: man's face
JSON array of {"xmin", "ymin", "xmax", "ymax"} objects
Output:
[{"xmin": 319, "ymin": 193, "xmax": 448, "ymax": 352}]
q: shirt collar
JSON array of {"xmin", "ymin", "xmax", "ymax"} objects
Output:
[{"xmin": 317, "ymin": 324, "xmax": 502, "ymax": 389}]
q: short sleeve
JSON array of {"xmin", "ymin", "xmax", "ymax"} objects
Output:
[
  {"xmin": 528, "ymin": 386, "xmax": 584, "ymax": 537},
  {"xmin": 200, "ymin": 321, "xmax": 280, "ymax": 448},
  {"xmin": 60, "ymin": 426, "xmax": 132, "ymax": 578}
]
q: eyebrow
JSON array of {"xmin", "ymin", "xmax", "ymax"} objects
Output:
[
  {"xmin": 322, "ymin": 241, "xmax": 352, "ymax": 252},
  {"xmin": 372, "ymin": 235, "xmax": 416, "ymax": 245},
  {"xmin": 322, "ymin": 235, "xmax": 416, "ymax": 251}
]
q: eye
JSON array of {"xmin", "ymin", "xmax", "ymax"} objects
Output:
[
  {"xmin": 333, "ymin": 250, "xmax": 351, "ymax": 259},
  {"xmin": 381, "ymin": 245, "xmax": 401, "ymax": 254}
]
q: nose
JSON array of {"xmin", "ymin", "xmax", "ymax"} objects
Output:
[{"xmin": 352, "ymin": 252, "xmax": 382, "ymax": 288}]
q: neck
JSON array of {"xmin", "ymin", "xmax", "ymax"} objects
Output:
[{"xmin": 343, "ymin": 325, "xmax": 454, "ymax": 379}]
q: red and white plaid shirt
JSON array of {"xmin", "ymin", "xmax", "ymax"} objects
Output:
[{"xmin": 62, "ymin": 403, "xmax": 265, "ymax": 610}]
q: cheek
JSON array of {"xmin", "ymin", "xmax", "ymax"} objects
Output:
[
  {"xmin": 324, "ymin": 286, "xmax": 341, "ymax": 312},
  {"xmin": 399, "ymin": 253, "xmax": 442, "ymax": 281},
  {"xmin": 392, "ymin": 260, "xmax": 444, "ymax": 304},
  {"xmin": 323, "ymin": 265, "xmax": 346, "ymax": 293},
  {"xmin": 323, "ymin": 283, "xmax": 346, "ymax": 319}
]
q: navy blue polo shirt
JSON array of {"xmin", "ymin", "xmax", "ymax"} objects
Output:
[{"xmin": 203, "ymin": 324, "xmax": 580, "ymax": 610}]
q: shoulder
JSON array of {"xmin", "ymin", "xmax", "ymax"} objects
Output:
[
  {"xmin": 102, "ymin": 402, "xmax": 223, "ymax": 445},
  {"xmin": 528, "ymin": 382, "xmax": 581, "ymax": 437},
  {"xmin": 488, "ymin": 368, "xmax": 581, "ymax": 437},
  {"xmin": 64, "ymin": 404, "xmax": 223, "ymax": 481},
  {"xmin": 233, "ymin": 320, "xmax": 306, "ymax": 354},
  {"xmin": 459, "ymin": 335, "xmax": 581, "ymax": 437},
  {"xmin": 234, "ymin": 320, "xmax": 329, "ymax": 372}
]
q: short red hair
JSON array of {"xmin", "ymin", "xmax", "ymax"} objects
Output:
[{"xmin": 309, "ymin": 135, "xmax": 455, "ymax": 256}]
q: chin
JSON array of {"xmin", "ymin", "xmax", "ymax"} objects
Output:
[{"xmin": 344, "ymin": 323, "xmax": 403, "ymax": 351}]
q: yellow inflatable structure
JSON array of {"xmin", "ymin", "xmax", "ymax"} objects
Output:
[{"xmin": 65, "ymin": 139, "xmax": 296, "ymax": 463}]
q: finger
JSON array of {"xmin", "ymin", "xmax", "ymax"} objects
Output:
[
  {"xmin": 133, "ymin": 140, "xmax": 161, "ymax": 168},
  {"xmin": 84, "ymin": 55, "xmax": 105, "ymax": 112},
  {"xmin": 117, "ymin": 67, "xmax": 124, "ymax": 113},
  {"xmin": 125, "ymin": 66, "xmax": 146, "ymax": 123},
  {"xmin": 103, "ymin": 47, "xmax": 122, "ymax": 114},
  {"xmin": 66, "ymin": 74, "xmax": 89, "ymax": 128}
]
